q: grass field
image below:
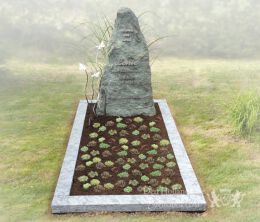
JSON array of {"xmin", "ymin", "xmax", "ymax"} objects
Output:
[{"xmin": 0, "ymin": 58, "xmax": 259, "ymax": 222}]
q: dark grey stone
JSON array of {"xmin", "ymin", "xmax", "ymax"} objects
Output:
[{"xmin": 96, "ymin": 7, "xmax": 156, "ymax": 117}]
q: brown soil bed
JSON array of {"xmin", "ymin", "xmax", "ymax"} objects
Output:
[{"xmin": 70, "ymin": 103, "xmax": 186, "ymax": 195}]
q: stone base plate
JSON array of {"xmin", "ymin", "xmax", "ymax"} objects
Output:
[{"xmin": 51, "ymin": 99, "xmax": 206, "ymax": 213}]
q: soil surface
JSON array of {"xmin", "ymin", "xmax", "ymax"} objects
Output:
[{"xmin": 70, "ymin": 103, "xmax": 186, "ymax": 195}]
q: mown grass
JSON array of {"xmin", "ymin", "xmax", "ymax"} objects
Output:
[{"xmin": 0, "ymin": 58, "xmax": 259, "ymax": 222}]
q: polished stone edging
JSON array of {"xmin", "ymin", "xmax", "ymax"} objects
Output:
[{"xmin": 51, "ymin": 99, "xmax": 207, "ymax": 213}]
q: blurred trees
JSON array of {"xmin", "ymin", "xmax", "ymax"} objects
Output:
[{"xmin": 0, "ymin": 0, "xmax": 260, "ymax": 62}]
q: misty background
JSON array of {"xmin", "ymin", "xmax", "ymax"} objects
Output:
[{"xmin": 1, "ymin": 0, "xmax": 260, "ymax": 63}]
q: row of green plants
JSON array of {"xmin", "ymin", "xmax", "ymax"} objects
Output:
[
  {"xmin": 84, "ymin": 118, "xmax": 170, "ymax": 158},
  {"xmin": 77, "ymin": 173, "xmax": 183, "ymax": 193}
]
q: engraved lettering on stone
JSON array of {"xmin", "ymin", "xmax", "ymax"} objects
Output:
[{"xmin": 96, "ymin": 7, "xmax": 156, "ymax": 116}]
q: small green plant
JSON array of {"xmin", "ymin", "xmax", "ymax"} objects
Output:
[
  {"xmin": 139, "ymin": 125, "xmax": 148, "ymax": 131},
  {"xmin": 90, "ymin": 150, "xmax": 100, "ymax": 156},
  {"xmin": 133, "ymin": 116, "xmax": 143, "ymax": 123},
  {"xmin": 96, "ymin": 162, "xmax": 105, "ymax": 169},
  {"xmin": 92, "ymin": 157, "xmax": 101, "ymax": 163},
  {"xmin": 88, "ymin": 140, "xmax": 97, "ymax": 147},
  {"xmin": 93, "ymin": 122, "xmax": 101, "ymax": 128},
  {"xmin": 160, "ymin": 139, "xmax": 170, "ymax": 146},
  {"xmin": 105, "ymin": 120, "xmax": 114, "ymax": 127},
  {"xmin": 117, "ymin": 171, "xmax": 129, "ymax": 178},
  {"xmin": 94, "ymin": 185, "xmax": 105, "ymax": 192},
  {"xmin": 157, "ymin": 156, "xmax": 166, "ymax": 163},
  {"xmin": 130, "ymin": 123, "xmax": 137, "ymax": 129},
  {"xmin": 230, "ymin": 91, "xmax": 260, "ymax": 136},
  {"xmin": 156, "ymin": 186, "xmax": 168, "ymax": 193},
  {"xmin": 130, "ymin": 148, "xmax": 139, "ymax": 155},
  {"xmin": 132, "ymin": 130, "xmax": 140, "ymax": 136},
  {"xmin": 139, "ymin": 163, "xmax": 148, "ymax": 170},
  {"xmin": 150, "ymin": 170, "xmax": 161, "ymax": 177},
  {"xmin": 142, "ymin": 185, "xmax": 153, "ymax": 193},
  {"xmin": 153, "ymin": 163, "xmax": 164, "ymax": 170},
  {"xmin": 102, "ymin": 150, "xmax": 112, "ymax": 157},
  {"xmin": 121, "ymin": 145, "xmax": 129, "ymax": 150},
  {"xmin": 146, "ymin": 156, "xmax": 154, "ymax": 163},
  {"xmin": 123, "ymin": 186, "xmax": 133, "ymax": 193},
  {"xmin": 153, "ymin": 133, "xmax": 162, "ymax": 141},
  {"xmin": 117, "ymin": 122, "xmax": 127, "ymax": 128},
  {"xmin": 141, "ymin": 175, "xmax": 149, "ymax": 182},
  {"xmin": 141, "ymin": 134, "xmax": 150, "ymax": 139},
  {"xmin": 98, "ymin": 137, "xmax": 105, "ymax": 142},
  {"xmin": 150, "ymin": 127, "xmax": 160, "ymax": 133},
  {"xmin": 127, "ymin": 158, "xmax": 136, "ymax": 164},
  {"xmin": 80, "ymin": 146, "xmax": 89, "ymax": 152},
  {"xmin": 167, "ymin": 153, "xmax": 174, "ymax": 160},
  {"xmin": 101, "ymin": 171, "xmax": 111, "ymax": 179},
  {"xmin": 116, "ymin": 117, "xmax": 123, "ymax": 122},
  {"xmin": 166, "ymin": 161, "xmax": 176, "ymax": 168},
  {"xmin": 147, "ymin": 149, "xmax": 157, "ymax": 155},
  {"xmin": 129, "ymin": 179, "xmax": 139, "ymax": 186},
  {"xmin": 165, "ymin": 168, "xmax": 175, "ymax": 176},
  {"xmin": 76, "ymin": 164, "xmax": 85, "ymax": 171},
  {"xmin": 85, "ymin": 161, "xmax": 93, "ymax": 166},
  {"xmin": 99, "ymin": 143, "xmax": 110, "ymax": 149},
  {"xmin": 108, "ymin": 129, "xmax": 117, "ymax": 135},
  {"xmin": 131, "ymin": 140, "xmax": 141, "ymax": 146},
  {"xmin": 122, "ymin": 163, "xmax": 131, "ymax": 170},
  {"xmin": 149, "ymin": 121, "xmax": 156, "ymax": 127},
  {"xmin": 77, "ymin": 175, "xmax": 88, "ymax": 183},
  {"xmin": 116, "ymin": 158, "xmax": 125, "ymax": 165},
  {"xmin": 132, "ymin": 169, "xmax": 142, "ymax": 176},
  {"xmin": 138, "ymin": 154, "xmax": 146, "ymax": 160},
  {"xmin": 171, "ymin": 184, "xmax": 182, "ymax": 191},
  {"xmin": 104, "ymin": 160, "xmax": 114, "ymax": 167},
  {"xmin": 115, "ymin": 180, "xmax": 126, "ymax": 188},
  {"xmin": 119, "ymin": 138, "xmax": 128, "ymax": 145},
  {"xmin": 98, "ymin": 126, "xmax": 107, "ymax": 132},
  {"xmin": 104, "ymin": 183, "xmax": 114, "ymax": 190},
  {"xmin": 148, "ymin": 178, "xmax": 159, "ymax": 187},
  {"xmin": 117, "ymin": 150, "xmax": 128, "ymax": 157},
  {"xmin": 81, "ymin": 154, "xmax": 91, "ymax": 161},
  {"xmin": 151, "ymin": 144, "xmax": 158, "ymax": 149},
  {"xmin": 89, "ymin": 132, "xmax": 98, "ymax": 138},
  {"xmin": 90, "ymin": 179, "xmax": 100, "ymax": 186},
  {"xmin": 88, "ymin": 171, "xmax": 98, "ymax": 178},
  {"xmin": 162, "ymin": 178, "xmax": 171, "ymax": 185},
  {"xmin": 83, "ymin": 183, "xmax": 91, "ymax": 190},
  {"xmin": 119, "ymin": 129, "xmax": 128, "ymax": 136}
]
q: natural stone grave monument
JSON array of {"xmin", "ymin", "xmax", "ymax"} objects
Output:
[
  {"xmin": 96, "ymin": 7, "xmax": 155, "ymax": 116},
  {"xmin": 52, "ymin": 7, "xmax": 206, "ymax": 213}
]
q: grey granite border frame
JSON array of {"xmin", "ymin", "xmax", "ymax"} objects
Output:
[{"xmin": 51, "ymin": 99, "xmax": 206, "ymax": 213}]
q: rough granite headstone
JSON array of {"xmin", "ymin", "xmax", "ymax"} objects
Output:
[{"xmin": 96, "ymin": 7, "xmax": 156, "ymax": 117}]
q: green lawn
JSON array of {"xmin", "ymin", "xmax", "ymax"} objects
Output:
[{"xmin": 0, "ymin": 58, "xmax": 259, "ymax": 222}]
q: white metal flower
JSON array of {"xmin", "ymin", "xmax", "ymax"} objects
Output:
[
  {"xmin": 91, "ymin": 71, "xmax": 100, "ymax": 78},
  {"xmin": 96, "ymin": 41, "xmax": 106, "ymax": 50},
  {"xmin": 79, "ymin": 63, "xmax": 87, "ymax": 71}
]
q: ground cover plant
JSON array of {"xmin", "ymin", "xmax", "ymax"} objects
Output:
[{"xmin": 71, "ymin": 103, "xmax": 185, "ymax": 195}]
